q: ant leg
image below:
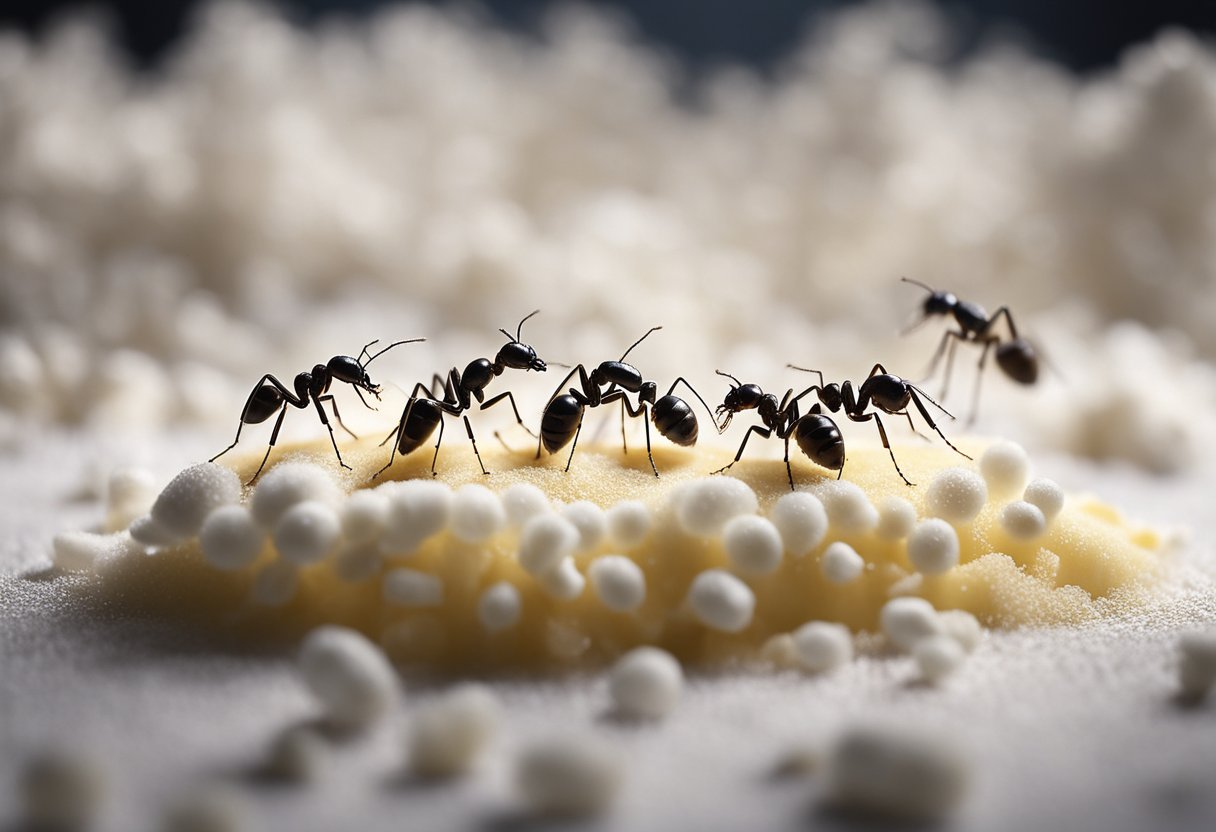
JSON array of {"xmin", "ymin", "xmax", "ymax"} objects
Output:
[
  {"xmin": 493, "ymin": 431, "xmax": 516, "ymax": 453},
  {"xmin": 620, "ymin": 397, "xmax": 628, "ymax": 455},
  {"xmin": 317, "ymin": 394, "xmax": 358, "ymax": 441},
  {"xmin": 853, "ymin": 411, "xmax": 913, "ymax": 487},
  {"xmin": 987, "ymin": 306, "xmax": 1021, "ymax": 340},
  {"xmin": 312, "ymin": 396, "xmax": 352, "ymax": 471},
  {"xmin": 373, "ymin": 385, "xmax": 432, "ymax": 478},
  {"xmin": 480, "ymin": 391, "xmax": 539, "ymax": 439},
  {"xmin": 900, "ymin": 410, "xmax": 933, "ymax": 442},
  {"xmin": 211, "ymin": 374, "xmax": 296, "ymax": 462},
  {"xmin": 966, "ymin": 338, "xmax": 996, "ymax": 426},
  {"xmin": 666, "ymin": 377, "xmax": 717, "ymax": 427},
  {"xmin": 712, "ymin": 425, "xmax": 773, "ymax": 475},
  {"xmin": 939, "ymin": 333, "xmax": 963, "ymax": 401},
  {"xmin": 463, "ymin": 415, "xmax": 489, "ymax": 476},
  {"xmin": 641, "ymin": 403, "xmax": 657, "ymax": 477},
  {"xmin": 564, "ymin": 416, "xmax": 585, "ymax": 473},
  {"xmin": 782, "ymin": 433, "xmax": 796, "ymax": 491},
  {"xmin": 429, "ymin": 416, "xmax": 447, "ymax": 477},
  {"xmin": 249, "ymin": 404, "xmax": 290, "ymax": 485},
  {"xmin": 908, "ymin": 389, "xmax": 972, "ymax": 461},
  {"xmin": 431, "ymin": 373, "xmax": 447, "ymax": 399}
]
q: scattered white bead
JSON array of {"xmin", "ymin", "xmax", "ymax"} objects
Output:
[
  {"xmin": 792, "ymin": 622, "xmax": 854, "ymax": 672},
  {"xmin": 816, "ymin": 481, "xmax": 879, "ymax": 533},
  {"xmin": 378, "ymin": 480, "xmax": 453, "ymax": 554},
  {"xmin": 561, "ymin": 500, "xmax": 608, "ymax": 553},
  {"xmin": 499, "ymin": 482, "xmax": 551, "ymax": 527},
  {"xmin": 605, "ymin": 500, "xmax": 651, "ymax": 548},
  {"xmin": 51, "ymin": 531, "xmax": 122, "ymax": 572},
  {"xmin": 906, "ymin": 519, "xmax": 960, "ymax": 576},
  {"xmin": 339, "ymin": 490, "xmax": 389, "ymax": 545},
  {"xmin": 199, "ymin": 506, "xmax": 264, "ymax": 570},
  {"xmin": 20, "ymin": 748, "xmax": 106, "ymax": 831},
  {"xmin": 409, "ymin": 685, "xmax": 501, "ymax": 778},
  {"xmin": 881, "ymin": 597, "xmax": 942, "ymax": 652},
  {"xmin": 104, "ymin": 467, "xmax": 157, "ymax": 531},
  {"xmin": 273, "ymin": 500, "xmax": 341, "ymax": 565},
  {"xmin": 914, "ymin": 635, "xmax": 967, "ymax": 682},
  {"xmin": 298, "ymin": 626, "xmax": 397, "ymax": 729},
  {"xmin": 676, "ymin": 477, "xmax": 759, "ymax": 537},
  {"xmin": 769, "ymin": 491, "xmax": 829, "ymax": 556},
  {"xmin": 333, "ymin": 542, "xmax": 381, "ymax": 583},
  {"xmin": 150, "ymin": 462, "xmax": 241, "ymax": 542},
  {"xmin": 129, "ymin": 514, "xmax": 181, "ymax": 547},
  {"xmin": 875, "ymin": 496, "xmax": 917, "ymax": 541},
  {"xmin": 687, "ymin": 569, "xmax": 755, "ymax": 633},
  {"xmin": 450, "ymin": 484, "xmax": 507, "ymax": 543},
  {"xmin": 383, "ymin": 568, "xmax": 444, "ymax": 607},
  {"xmin": 937, "ymin": 610, "xmax": 984, "ymax": 653},
  {"xmin": 518, "ymin": 514, "xmax": 580, "ymax": 576},
  {"xmin": 588, "ymin": 555, "xmax": 646, "ymax": 612},
  {"xmin": 723, "ymin": 514, "xmax": 784, "ymax": 576},
  {"xmin": 265, "ymin": 726, "xmax": 327, "ymax": 783},
  {"xmin": 516, "ymin": 735, "xmax": 624, "ymax": 817},
  {"xmin": 478, "ymin": 582, "xmax": 522, "ymax": 632},
  {"xmin": 820, "ymin": 542, "xmax": 865, "ymax": 584},
  {"xmin": 1000, "ymin": 501, "xmax": 1047, "ymax": 540},
  {"xmin": 160, "ymin": 784, "xmax": 252, "ymax": 832},
  {"xmin": 924, "ymin": 468, "xmax": 987, "ymax": 525},
  {"xmin": 608, "ymin": 646, "xmax": 683, "ymax": 719},
  {"xmin": 538, "ymin": 557, "xmax": 586, "ymax": 600},
  {"xmin": 979, "ymin": 440, "xmax": 1031, "ymax": 499},
  {"xmin": 761, "ymin": 633, "xmax": 800, "ymax": 668},
  {"xmin": 1023, "ymin": 478, "xmax": 1065, "ymax": 523},
  {"xmin": 251, "ymin": 560, "xmax": 299, "ymax": 607},
  {"xmin": 250, "ymin": 461, "xmax": 342, "ymax": 528},
  {"xmin": 1179, "ymin": 630, "xmax": 1216, "ymax": 698}
]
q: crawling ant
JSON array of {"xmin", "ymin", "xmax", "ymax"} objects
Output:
[
  {"xmin": 536, "ymin": 326, "xmax": 714, "ymax": 477},
  {"xmin": 212, "ymin": 338, "xmax": 425, "ymax": 484},
  {"xmin": 375, "ymin": 311, "xmax": 547, "ymax": 478},
  {"xmin": 902, "ymin": 277, "xmax": 1039, "ymax": 422}
]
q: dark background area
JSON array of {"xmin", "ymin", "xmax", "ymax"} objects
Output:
[{"xmin": 1, "ymin": 0, "xmax": 1215, "ymax": 72}]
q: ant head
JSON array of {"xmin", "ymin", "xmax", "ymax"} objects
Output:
[
  {"xmin": 901, "ymin": 277, "xmax": 956, "ymax": 321},
  {"xmin": 328, "ymin": 354, "xmax": 381, "ymax": 397},
  {"xmin": 496, "ymin": 310, "xmax": 547, "ymax": 372},
  {"xmin": 714, "ymin": 371, "xmax": 763, "ymax": 429},
  {"xmin": 819, "ymin": 383, "xmax": 843, "ymax": 411},
  {"xmin": 996, "ymin": 339, "xmax": 1039, "ymax": 385}
]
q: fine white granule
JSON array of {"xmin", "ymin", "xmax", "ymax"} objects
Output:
[
  {"xmin": 924, "ymin": 468, "xmax": 987, "ymax": 525},
  {"xmin": 339, "ymin": 490, "xmax": 389, "ymax": 545},
  {"xmin": 979, "ymin": 441, "xmax": 1031, "ymax": 499},
  {"xmin": 881, "ymin": 597, "xmax": 942, "ymax": 652},
  {"xmin": 687, "ymin": 569, "xmax": 755, "ymax": 633},
  {"xmin": 768, "ymin": 491, "xmax": 828, "ymax": 556},
  {"xmin": 408, "ymin": 685, "xmax": 501, "ymax": 778},
  {"xmin": 298, "ymin": 626, "xmax": 397, "ymax": 730},
  {"xmin": 722, "ymin": 514, "xmax": 784, "ymax": 576},
  {"xmin": 378, "ymin": 480, "xmax": 453, "ymax": 554},
  {"xmin": 500, "ymin": 482, "xmax": 551, "ymax": 527},
  {"xmin": 906, "ymin": 519, "xmax": 960, "ymax": 576},
  {"xmin": 128, "ymin": 514, "xmax": 182, "ymax": 547},
  {"xmin": 816, "ymin": 481, "xmax": 879, "ymax": 533},
  {"xmin": 675, "ymin": 477, "xmax": 759, "ymax": 537},
  {"xmin": 820, "ymin": 542, "xmax": 865, "ymax": 584},
  {"xmin": 251, "ymin": 560, "xmax": 298, "ymax": 606},
  {"xmin": 265, "ymin": 726, "xmax": 327, "ymax": 783},
  {"xmin": 875, "ymin": 496, "xmax": 917, "ymax": 541},
  {"xmin": 383, "ymin": 568, "xmax": 444, "ymax": 607},
  {"xmin": 937, "ymin": 610, "xmax": 984, "ymax": 653},
  {"xmin": 562, "ymin": 500, "xmax": 608, "ymax": 553},
  {"xmin": 160, "ymin": 784, "xmax": 252, "ymax": 832},
  {"xmin": 914, "ymin": 635, "xmax": 967, "ymax": 682},
  {"xmin": 199, "ymin": 505, "xmax": 265, "ymax": 570},
  {"xmin": 516, "ymin": 735, "xmax": 624, "ymax": 817},
  {"xmin": 518, "ymin": 514, "xmax": 580, "ymax": 576},
  {"xmin": 104, "ymin": 466, "xmax": 157, "ymax": 532},
  {"xmin": 605, "ymin": 500, "xmax": 651, "ymax": 548},
  {"xmin": 51, "ymin": 531, "xmax": 127, "ymax": 572},
  {"xmin": 450, "ymin": 483, "xmax": 507, "ymax": 543},
  {"xmin": 588, "ymin": 555, "xmax": 647, "ymax": 612},
  {"xmin": 1023, "ymin": 478, "xmax": 1065, "ymax": 523},
  {"xmin": 250, "ymin": 461, "xmax": 342, "ymax": 528},
  {"xmin": 150, "ymin": 462, "xmax": 241, "ymax": 541},
  {"xmin": 608, "ymin": 646, "xmax": 683, "ymax": 719},
  {"xmin": 1179, "ymin": 630, "xmax": 1216, "ymax": 698},
  {"xmin": 273, "ymin": 500, "xmax": 342, "ymax": 565},
  {"xmin": 792, "ymin": 622, "xmax": 854, "ymax": 673},
  {"xmin": 478, "ymin": 582, "xmax": 522, "ymax": 632},
  {"xmin": 19, "ymin": 748, "xmax": 106, "ymax": 831},
  {"xmin": 1000, "ymin": 501, "xmax": 1047, "ymax": 540},
  {"xmin": 537, "ymin": 557, "xmax": 586, "ymax": 600}
]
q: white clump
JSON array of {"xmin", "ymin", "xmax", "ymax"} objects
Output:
[
  {"xmin": 676, "ymin": 477, "xmax": 759, "ymax": 537},
  {"xmin": 914, "ymin": 635, "xmax": 967, "ymax": 682},
  {"xmin": 383, "ymin": 569, "xmax": 444, "ymax": 607},
  {"xmin": 562, "ymin": 500, "xmax": 608, "ymax": 553},
  {"xmin": 339, "ymin": 490, "xmax": 389, "ymax": 545},
  {"xmin": 825, "ymin": 725, "xmax": 968, "ymax": 821},
  {"xmin": 450, "ymin": 484, "xmax": 507, "ymax": 543},
  {"xmin": 378, "ymin": 480, "xmax": 453, "ymax": 554},
  {"xmin": 251, "ymin": 560, "xmax": 298, "ymax": 606},
  {"xmin": 937, "ymin": 610, "xmax": 984, "ymax": 653},
  {"xmin": 518, "ymin": 514, "xmax": 580, "ymax": 576},
  {"xmin": 924, "ymin": 468, "xmax": 987, "ymax": 525},
  {"xmin": 792, "ymin": 622, "xmax": 854, "ymax": 673},
  {"xmin": 1179, "ymin": 630, "xmax": 1216, "ymax": 698},
  {"xmin": 516, "ymin": 735, "xmax": 624, "ymax": 817},
  {"xmin": 1000, "ymin": 501, "xmax": 1047, "ymax": 540},
  {"xmin": 409, "ymin": 685, "xmax": 501, "ymax": 778},
  {"xmin": 1023, "ymin": 478, "xmax": 1065, "ymax": 523},
  {"xmin": 687, "ymin": 569, "xmax": 755, "ymax": 633},
  {"xmin": 538, "ymin": 558, "xmax": 586, "ymax": 601},
  {"xmin": 129, "ymin": 514, "xmax": 181, "ymax": 547},
  {"xmin": 104, "ymin": 467, "xmax": 157, "ymax": 531},
  {"xmin": 478, "ymin": 582, "xmax": 522, "ymax": 632},
  {"xmin": 588, "ymin": 555, "xmax": 646, "ymax": 612},
  {"xmin": 500, "ymin": 483, "xmax": 551, "ymax": 527},
  {"xmin": 150, "ymin": 462, "xmax": 241, "ymax": 541},
  {"xmin": 875, "ymin": 496, "xmax": 918, "ymax": 541},
  {"xmin": 298, "ymin": 626, "xmax": 397, "ymax": 730},
  {"xmin": 723, "ymin": 515, "xmax": 784, "ymax": 576},
  {"xmin": 334, "ymin": 542, "xmax": 382, "ymax": 583},
  {"xmin": 52, "ymin": 531, "xmax": 124, "ymax": 572},
  {"xmin": 606, "ymin": 500, "xmax": 652, "ymax": 548},
  {"xmin": 608, "ymin": 646, "xmax": 683, "ymax": 719},
  {"xmin": 265, "ymin": 726, "xmax": 327, "ymax": 783},
  {"xmin": 816, "ymin": 481, "xmax": 879, "ymax": 533},
  {"xmin": 761, "ymin": 633, "xmax": 800, "ymax": 668},
  {"xmin": 881, "ymin": 597, "xmax": 942, "ymax": 652},
  {"xmin": 160, "ymin": 784, "xmax": 252, "ymax": 832},
  {"xmin": 906, "ymin": 519, "xmax": 960, "ymax": 576},
  {"xmin": 979, "ymin": 441, "xmax": 1032, "ymax": 499},
  {"xmin": 20, "ymin": 748, "xmax": 106, "ymax": 831},
  {"xmin": 199, "ymin": 506, "xmax": 265, "ymax": 570},
  {"xmin": 273, "ymin": 501, "xmax": 342, "ymax": 565},
  {"xmin": 768, "ymin": 492, "xmax": 829, "ymax": 556},
  {"xmin": 820, "ymin": 542, "xmax": 865, "ymax": 584},
  {"xmin": 250, "ymin": 461, "xmax": 342, "ymax": 528}
]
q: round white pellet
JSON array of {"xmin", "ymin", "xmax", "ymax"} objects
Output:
[
  {"xmin": 817, "ymin": 481, "xmax": 879, "ymax": 533},
  {"xmin": 608, "ymin": 646, "xmax": 683, "ymax": 719},
  {"xmin": 105, "ymin": 467, "xmax": 157, "ymax": 531},
  {"xmin": 20, "ymin": 749, "xmax": 106, "ymax": 831},
  {"xmin": 723, "ymin": 514, "xmax": 784, "ymax": 576},
  {"xmin": 333, "ymin": 542, "xmax": 381, "ymax": 583},
  {"xmin": 266, "ymin": 726, "xmax": 327, "ymax": 783},
  {"xmin": 676, "ymin": 477, "xmax": 759, "ymax": 537},
  {"xmin": 769, "ymin": 491, "xmax": 829, "ymax": 556},
  {"xmin": 129, "ymin": 514, "xmax": 180, "ymax": 547},
  {"xmin": 273, "ymin": 500, "xmax": 342, "ymax": 565},
  {"xmin": 914, "ymin": 635, "xmax": 967, "ymax": 683},
  {"xmin": 1023, "ymin": 478, "xmax": 1065, "ymax": 522},
  {"xmin": 516, "ymin": 735, "xmax": 624, "ymax": 817},
  {"xmin": 538, "ymin": 557, "xmax": 586, "ymax": 600},
  {"xmin": 1000, "ymin": 501, "xmax": 1047, "ymax": 540},
  {"xmin": 937, "ymin": 610, "xmax": 984, "ymax": 653},
  {"xmin": 687, "ymin": 569, "xmax": 755, "ymax": 633},
  {"xmin": 250, "ymin": 461, "xmax": 342, "ymax": 528},
  {"xmin": 605, "ymin": 500, "xmax": 652, "ymax": 548},
  {"xmin": 924, "ymin": 468, "xmax": 987, "ymax": 525},
  {"xmin": 979, "ymin": 441, "xmax": 1031, "ymax": 499},
  {"xmin": 378, "ymin": 480, "xmax": 453, "ymax": 554},
  {"xmin": 588, "ymin": 556, "xmax": 646, "ymax": 612},
  {"xmin": 383, "ymin": 568, "xmax": 443, "ymax": 607},
  {"xmin": 252, "ymin": 560, "xmax": 298, "ymax": 606},
  {"xmin": 150, "ymin": 462, "xmax": 241, "ymax": 541},
  {"xmin": 792, "ymin": 622, "xmax": 854, "ymax": 672},
  {"xmin": 518, "ymin": 514, "xmax": 580, "ymax": 576},
  {"xmin": 298, "ymin": 626, "xmax": 397, "ymax": 729},
  {"xmin": 562, "ymin": 501, "xmax": 608, "ymax": 553},
  {"xmin": 881, "ymin": 597, "xmax": 942, "ymax": 652},
  {"xmin": 820, "ymin": 541, "xmax": 865, "ymax": 584},
  {"xmin": 450, "ymin": 484, "xmax": 507, "ymax": 543},
  {"xmin": 409, "ymin": 685, "xmax": 501, "ymax": 778},
  {"xmin": 199, "ymin": 506, "xmax": 264, "ymax": 570},
  {"xmin": 876, "ymin": 496, "xmax": 917, "ymax": 540},
  {"xmin": 160, "ymin": 784, "xmax": 251, "ymax": 832},
  {"xmin": 478, "ymin": 582, "xmax": 522, "ymax": 632},
  {"xmin": 1179, "ymin": 631, "xmax": 1216, "ymax": 698},
  {"xmin": 339, "ymin": 490, "xmax": 389, "ymax": 545},
  {"xmin": 906, "ymin": 519, "xmax": 960, "ymax": 576},
  {"xmin": 500, "ymin": 483, "xmax": 551, "ymax": 527}
]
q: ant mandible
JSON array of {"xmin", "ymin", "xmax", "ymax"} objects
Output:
[
  {"xmin": 374, "ymin": 310, "xmax": 547, "ymax": 479},
  {"xmin": 901, "ymin": 277, "xmax": 1039, "ymax": 422},
  {"xmin": 211, "ymin": 338, "xmax": 425, "ymax": 484},
  {"xmin": 536, "ymin": 326, "xmax": 715, "ymax": 477}
]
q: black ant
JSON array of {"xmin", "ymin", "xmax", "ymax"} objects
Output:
[
  {"xmin": 902, "ymin": 277, "xmax": 1039, "ymax": 422},
  {"xmin": 211, "ymin": 338, "xmax": 425, "ymax": 484},
  {"xmin": 375, "ymin": 311, "xmax": 547, "ymax": 478},
  {"xmin": 535, "ymin": 326, "xmax": 714, "ymax": 477}
]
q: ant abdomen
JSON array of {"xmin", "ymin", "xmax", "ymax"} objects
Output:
[
  {"xmin": 652, "ymin": 395, "xmax": 698, "ymax": 447},
  {"xmin": 996, "ymin": 340, "xmax": 1038, "ymax": 385},
  {"xmin": 793, "ymin": 414, "xmax": 845, "ymax": 472}
]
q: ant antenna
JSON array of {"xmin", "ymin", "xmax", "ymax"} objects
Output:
[
  {"xmin": 715, "ymin": 369, "xmax": 742, "ymax": 387},
  {"xmin": 900, "ymin": 276, "xmax": 937, "ymax": 294},
  {"xmin": 909, "ymin": 383, "xmax": 956, "ymax": 420},
  {"xmin": 500, "ymin": 309, "xmax": 541, "ymax": 343},
  {"xmin": 620, "ymin": 326, "xmax": 662, "ymax": 362},
  {"xmin": 362, "ymin": 338, "xmax": 426, "ymax": 368},
  {"xmin": 786, "ymin": 364, "xmax": 825, "ymax": 387}
]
